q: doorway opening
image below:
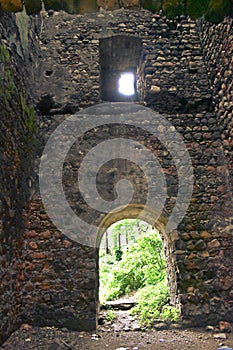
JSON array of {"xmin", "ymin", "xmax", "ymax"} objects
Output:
[
  {"xmin": 99, "ymin": 35, "xmax": 142, "ymax": 102},
  {"xmin": 98, "ymin": 217, "xmax": 179, "ymax": 328}
]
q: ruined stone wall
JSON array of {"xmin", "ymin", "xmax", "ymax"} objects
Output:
[
  {"xmin": 0, "ymin": 10, "xmax": 39, "ymax": 344},
  {"xmin": 22, "ymin": 197, "xmax": 98, "ymax": 331},
  {"xmin": 198, "ymin": 17, "xmax": 233, "ymax": 189},
  {"xmin": 0, "ymin": 7, "xmax": 233, "ymax": 344},
  {"xmin": 26, "ymin": 8, "xmax": 233, "ymax": 329}
]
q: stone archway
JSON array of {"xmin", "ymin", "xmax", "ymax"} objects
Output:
[
  {"xmin": 1, "ymin": 7, "xmax": 233, "ymax": 345},
  {"xmin": 96, "ymin": 203, "xmax": 180, "ymax": 311},
  {"xmin": 38, "ymin": 101, "xmax": 233, "ymax": 329},
  {"xmin": 96, "ymin": 204, "xmax": 167, "ymax": 242},
  {"xmin": 38, "ymin": 101, "xmax": 189, "ymax": 329}
]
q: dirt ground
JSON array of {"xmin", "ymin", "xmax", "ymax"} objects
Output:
[{"xmin": 1, "ymin": 313, "xmax": 233, "ymax": 350}]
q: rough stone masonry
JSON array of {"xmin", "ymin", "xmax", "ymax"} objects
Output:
[{"xmin": 0, "ymin": 5, "xmax": 232, "ymax": 346}]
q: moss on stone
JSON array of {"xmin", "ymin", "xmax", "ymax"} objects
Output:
[
  {"xmin": 0, "ymin": 43, "xmax": 11, "ymax": 66},
  {"xmin": 0, "ymin": 42, "xmax": 37, "ymax": 181},
  {"xmin": 0, "ymin": 44, "xmax": 17, "ymax": 106}
]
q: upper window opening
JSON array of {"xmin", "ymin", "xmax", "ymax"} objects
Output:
[
  {"xmin": 118, "ymin": 72, "xmax": 135, "ymax": 97},
  {"xmin": 99, "ymin": 35, "xmax": 142, "ymax": 102}
]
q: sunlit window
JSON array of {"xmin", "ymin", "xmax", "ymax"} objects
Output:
[{"xmin": 118, "ymin": 72, "xmax": 135, "ymax": 96}]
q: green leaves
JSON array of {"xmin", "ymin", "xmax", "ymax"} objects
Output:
[
  {"xmin": 141, "ymin": 0, "xmax": 232, "ymax": 22},
  {"xmin": 162, "ymin": 0, "xmax": 184, "ymax": 18},
  {"xmin": 24, "ymin": 0, "xmax": 42, "ymax": 15},
  {"xmin": 99, "ymin": 221, "xmax": 179, "ymax": 324},
  {"xmin": 43, "ymin": 0, "xmax": 63, "ymax": 11},
  {"xmin": 205, "ymin": 0, "xmax": 232, "ymax": 23},
  {"xmin": 186, "ymin": 0, "xmax": 209, "ymax": 19},
  {"xmin": 131, "ymin": 281, "xmax": 179, "ymax": 325},
  {"xmin": 0, "ymin": 0, "xmax": 231, "ymax": 22},
  {"xmin": 141, "ymin": 0, "xmax": 162, "ymax": 12},
  {"xmin": 99, "ymin": 228, "xmax": 166, "ymax": 301}
]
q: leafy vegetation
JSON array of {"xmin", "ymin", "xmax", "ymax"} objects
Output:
[
  {"xmin": 24, "ymin": 0, "xmax": 42, "ymax": 15},
  {"xmin": 186, "ymin": 0, "xmax": 209, "ymax": 19},
  {"xmin": 162, "ymin": 0, "xmax": 184, "ymax": 18},
  {"xmin": 105, "ymin": 309, "xmax": 117, "ymax": 323},
  {"xmin": 99, "ymin": 219, "xmax": 179, "ymax": 326},
  {"xmin": 142, "ymin": 0, "xmax": 232, "ymax": 21},
  {"xmin": 0, "ymin": 0, "xmax": 232, "ymax": 22},
  {"xmin": 205, "ymin": 0, "xmax": 232, "ymax": 23},
  {"xmin": 100, "ymin": 226, "xmax": 166, "ymax": 301},
  {"xmin": 131, "ymin": 282, "xmax": 179, "ymax": 325},
  {"xmin": 100, "ymin": 219, "xmax": 154, "ymax": 253}
]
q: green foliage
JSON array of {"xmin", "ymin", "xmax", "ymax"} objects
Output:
[
  {"xmin": 110, "ymin": 219, "xmax": 153, "ymax": 250},
  {"xmin": 0, "ymin": 44, "xmax": 19, "ymax": 115},
  {"xmin": 20, "ymin": 93, "xmax": 37, "ymax": 137},
  {"xmin": 0, "ymin": 43, "xmax": 36, "ymax": 126},
  {"xmin": 19, "ymin": 93, "xmax": 37, "ymax": 171},
  {"xmin": 141, "ymin": 0, "xmax": 232, "ymax": 21},
  {"xmin": 186, "ymin": 0, "xmax": 209, "ymax": 19},
  {"xmin": 0, "ymin": 45, "xmax": 15, "ymax": 104},
  {"xmin": 161, "ymin": 304, "xmax": 180, "ymax": 321},
  {"xmin": 99, "ymin": 219, "xmax": 180, "ymax": 325},
  {"xmin": 0, "ymin": 44, "xmax": 10, "ymax": 62},
  {"xmin": 115, "ymin": 249, "xmax": 123, "ymax": 261},
  {"xmin": 24, "ymin": 0, "xmax": 42, "ymax": 15},
  {"xmin": 43, "ymin": 0, "xmax": 63, "ymax": 11},
  {"xmin": 0, "ymin": 0, "xmax": 232, "ymax": 22},
  {"xmin": 162, "ymin": 0, "xmax": 184, "ymax": 18},
  {"xmin": 205, "ymin": 0, "xmax": 232, "ymax": 23},
  {"xmin": 99, "ymin": 229, "xmax": 166, "ymax": 302},
  {"xmin": 141, "ymin": 0, "xmax": 162, "ymax": 12},
  {"xmin": 105, "ymin": 309, "xmax": 117, "ymax": 323},
  {"xmin": 131, "ymin": 281, "xmax": 179, "ymax": 325}
]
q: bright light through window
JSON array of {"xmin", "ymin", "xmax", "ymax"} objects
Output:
[{"xmin": 118, "ymin": 72, "xmax": 135, "ymax": 96}]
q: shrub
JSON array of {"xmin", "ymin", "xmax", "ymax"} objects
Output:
[
  {"xmin": 99, "ymin": 231, "xmax": 166, "ymax": 301},
  {"xmin": 105, "ymin": 309, "xmax": 117, "ymax": 323},
  {"xmin": 131, "ymin": 281, "xmax": 179, "ymax": 326}
]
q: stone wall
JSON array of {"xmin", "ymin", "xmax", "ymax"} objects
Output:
[
  {"xmin": 21, "ymin": 196, "xmax": 98, "ymax": 331},
  {"xmin": 198, "ymin": 17, "xmax": 233, "ymax": 190},
  {"xmin": 0, "ymin": 6, "xmax": 232, "ymax": 345},
  {"xmin": 28, "ymin": 8, "xmax": 233, "ymax": 328},
  {"xmin": 0, "ymin": 10, "xmax": 39, "ymax": 344}
]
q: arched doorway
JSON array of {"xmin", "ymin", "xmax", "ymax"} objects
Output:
[
  {"xmin": 96, "ymin": 204, "xmax": 180, "ymax": 326},
  {"xmin": 39, "ymin": 101, "xmax": 200, "ymax": 330}
]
